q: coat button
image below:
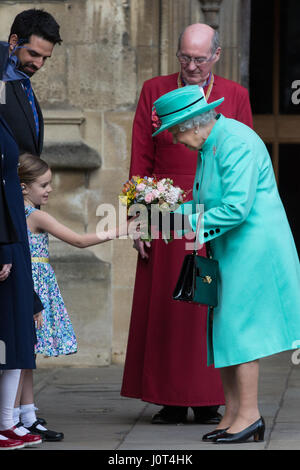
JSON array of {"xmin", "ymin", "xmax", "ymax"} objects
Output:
[
  {"xmin": 204, "ymin": 232, "xmax": 209, "ymax": 238},
  {"xmin": 196, "ymin": 182, "xmax": 199, "ymax": 190},
  {"xmin": 209, "ymin": 229, "xmax": 214, "ymax": 235},
  {"xmin": 216, "ymin": 228, "xmax": 220, "ymax": 233}
]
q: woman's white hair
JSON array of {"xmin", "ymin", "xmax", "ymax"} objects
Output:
[{"xmin": 178, "ymin": 109, "xmax": 217, "ymax": 132}]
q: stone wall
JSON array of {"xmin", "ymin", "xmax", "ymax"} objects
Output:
[{"xmin": 0, "ymin": 0, "xmax": 249, "ymax": 366}]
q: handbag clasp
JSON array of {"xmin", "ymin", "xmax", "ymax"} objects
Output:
[
  {"xmin": 196, "ymin": 267, "xmax": 213, "ymax": 284},
  {"xmin": 202, "ymin": 275, "xmax": 212, "ymax": 284}
]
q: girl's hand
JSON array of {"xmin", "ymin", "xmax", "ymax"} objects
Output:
[
  {"xmin": 116, "ymin": 215, "xmax": 143, "ymax": 239},
  {"xmin": 133, "ymin": 239, "xmax": 151, "ymax": 259},
  {"xmin": 34, "ymin": 312, "xmax": 43, "ymax": 329},
  {"xmin": 0, "ymin": 264, "xmax": 12, "ymax": 282}
]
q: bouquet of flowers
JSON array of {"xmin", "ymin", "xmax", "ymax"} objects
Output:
[{"xmin": 119, "ymin": 175, "xmax": 186, "ymax": 242}]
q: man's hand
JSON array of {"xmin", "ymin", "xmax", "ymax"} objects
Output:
[
  {"xmin": 34, "ymin": 312, "xmax": 43, "ymax": 329},
  {"xmin": 133, "ymin": 239, "xmax": 151, "ymax": 259},
  {"xmin": 0, "ymin": 264, "xmax": 12, "ymax": 281}
]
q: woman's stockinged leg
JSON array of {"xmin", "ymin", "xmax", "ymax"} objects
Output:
[
  {"xmin": 226, "ymin": 359, "xmax": 260, "ymax": 434},
  {"xmin": 216, "ymin": 365, "xmax": 239, "ymax": 429}
]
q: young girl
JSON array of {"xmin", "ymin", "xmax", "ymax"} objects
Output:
[{"xmin": 14, "ymin": 153, "xmax": 137, "ymax": 441}]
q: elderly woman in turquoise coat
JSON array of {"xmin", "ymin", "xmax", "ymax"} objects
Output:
[{"xmin": 152, "ymin": 85, "xmax": 300, "ymax": 444}]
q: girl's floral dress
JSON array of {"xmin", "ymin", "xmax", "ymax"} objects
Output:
[{"xmin": 25, "ymin": 206, "xmax": 77, "ymax": 356}]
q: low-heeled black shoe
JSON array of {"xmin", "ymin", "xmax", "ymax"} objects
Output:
[
  {"xmin": 202, "ymin": 428, "xmax": 229, "ymax": 442},
  {"xmin": 213, "ymin": 417, "xmax": 265, "ymax": 444},
  {"xmin": 151, "ymin": 406, "xmax": 188, "ymax": 424},
  {"xmin": 36, "ymin": 417, "xmax": 47, "ymax": 426},
  {"xmin": 192, "ymin": 406, "xmax": 222, "ymax": 424},
  {"xmin": 25, "ymin": 421, "xmax": 64, "ymax": 442}
]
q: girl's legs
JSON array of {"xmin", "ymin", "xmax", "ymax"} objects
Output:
[
  {"xmin": 18, "ymin": 369, "xmax": 34, "ymax": 405},
  {"xmin": 14, "ymin": 369, "xmax": 41, "ymax": 428},
  {"xmin": 14, "ymin": 369, "xmax": 64, "ymax": 441},
  {"xmin": 14, "ymin": 369, "xmax": 25, "ymax": 408},
  {"xmin": 0, "ymin": 369, "xmax": 21, "ymax": 431},
  {"xmin": 0, "ymin": 370, "xmax": 42, "ymax": 445}
]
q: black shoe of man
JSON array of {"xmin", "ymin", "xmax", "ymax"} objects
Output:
[
  {"xmin": 192, "ymin": 406, "xmax": 222, "ymax": 424},
  {"xmin": 151, "ymin": 406, "xmax": 188, "ymax": 424}
]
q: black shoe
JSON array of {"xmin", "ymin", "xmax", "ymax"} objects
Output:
[
  {"xmin": 36, "ymin": 417, "xmax": 47, "ymax": 426},
  {"xmin": 192, "ymin": 406, "xmax": 222, "ymax": 424},
  {"xmin": 151, "ymin": 406, "xmax": 188, "ymax": 424},
  {"xmin": 25, "ymin": 421, "xmax": 64, "ymax": 442},
  {"xmin": 213, "ymin": 417, "xmax": 265, "ymax": 444},
  {"xmin": 202, "ymin": 428, "xmax": 229, "ymax": 442}
]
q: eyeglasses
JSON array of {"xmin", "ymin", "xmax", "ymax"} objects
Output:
[{"xmin": 176, "ymin": 52, "xmax": 216, "ymax": 66}]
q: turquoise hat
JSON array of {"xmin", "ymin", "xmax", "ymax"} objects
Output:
[{"xmin": 152, "ymin": 85, "xmax": 224, "ymax": 137}]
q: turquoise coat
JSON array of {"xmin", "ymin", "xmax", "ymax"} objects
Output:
[{"xmin": 177, "ymin": 114, "xmax": 300, "ymax": 368}]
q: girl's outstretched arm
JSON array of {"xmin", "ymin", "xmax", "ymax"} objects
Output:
[{"xmin": 28, "ymin": 209, "xmax": 132, "ymax": 248}]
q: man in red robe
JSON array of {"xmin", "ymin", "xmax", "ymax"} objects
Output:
[{"xmin": 121, "ymin": 23, "xmax": 253, "ymax": 424}]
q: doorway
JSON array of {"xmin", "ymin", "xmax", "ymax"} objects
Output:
[{"xmin": 249, "ymin": 0, "xmax": 300, "ymax": 253}]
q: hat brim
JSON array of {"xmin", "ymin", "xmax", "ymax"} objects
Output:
[{"xmin": 152, "ymin": 97, "xmax": 224, "ymax": 137}]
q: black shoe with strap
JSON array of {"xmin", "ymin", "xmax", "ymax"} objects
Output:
[
  {"xmin": 36, "ymin": 416, "xmax": 47, "ymax": 426},
  {"xmin": 22, "ymin": 421, "xmax": 64, "ymax": 442}
]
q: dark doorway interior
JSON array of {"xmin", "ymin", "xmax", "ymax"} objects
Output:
[{"xmin": 249, "ymin": 0, "xmax": 300, "ymax": 254}]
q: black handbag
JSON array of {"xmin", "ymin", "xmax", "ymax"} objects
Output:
[{"xmin": 172, "ymin": 215, "xmax": 219, "ymax": 307}]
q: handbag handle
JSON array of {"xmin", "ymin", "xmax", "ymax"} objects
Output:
[{"xmin": 193, "ymin": 211, "xmax": 212, "ymax": 259}]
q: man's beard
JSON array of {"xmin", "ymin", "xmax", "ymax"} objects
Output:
[{"xmin": 17, "ymin": 63, "xmax": 37, "ymax": 78}]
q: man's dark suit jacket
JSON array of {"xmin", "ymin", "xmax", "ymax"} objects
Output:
[{"xmin": 0, "ymin": 42, "xmax": 44, "ymax": 156}]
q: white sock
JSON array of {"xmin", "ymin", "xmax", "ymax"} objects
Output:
[
  {"xmin": 34, "ymin": 422, "xmax": 47, "ymax": 431},
  {"xmin": 12, "ymin": 426, "xmax": 29, "ymax": 436},
  {"xmin": 12, "ymin": 406, "xmax": 30, "ymax": 434},
  {"xmin": 13, "ymin": 406, "xmax": 20, "ymax": 426},
  {"xmin": 0, "ymin": 369, "xmax": 21, "ymax": 431},
  {"xmin": 20, "ymin": 403, "xmax": 37, "ymax": 428},
  {"xmin": 20, "ymin": 403, "xmax": 48, "ymax": 431}
]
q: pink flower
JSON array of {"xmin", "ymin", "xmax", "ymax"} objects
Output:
[
  {"xmin": 136, "ymin": 183, "xmax": 146, "ymax": 191},
  {"xmin": 151, "ymin": 107, "xmax": 162, "ymax": 130},
  {"xmin": 145, "ymin": 192, "xmax": 155, "ymax": 203},
  {"xmin": 157, "ymin": 182, "xmax": 166, "ymax": 192}
]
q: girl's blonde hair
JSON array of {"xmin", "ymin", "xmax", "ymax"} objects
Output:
[{"xmin": 18, "ymin": 153, "xmax": 49, "ymax": 185}]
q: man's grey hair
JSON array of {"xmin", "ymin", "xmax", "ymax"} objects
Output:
[
  {"xmin": 178, "ymin": 109, "xmax": 217, "ymax": 132},
  {"xmin": 177, "ymin": 28, "xmax": 220, "ymax": 55}
]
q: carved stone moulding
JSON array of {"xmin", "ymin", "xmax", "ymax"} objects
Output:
[
  {"xmin": 43, "ymin": 108, "xmax": 101, "ymax": 170},
  {"xmin": 199, "ymin": 0, "xmax": 223, "ymax": 29},
  {"xmin": 42, "ymin": 142, "xmax": 101, "ymax": 170}
]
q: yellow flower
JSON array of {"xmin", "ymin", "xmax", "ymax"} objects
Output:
[{"xmin": 119, "ymin": 195, "xmax": 128, "ymax": 206}]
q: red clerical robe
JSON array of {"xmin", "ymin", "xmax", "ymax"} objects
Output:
[{"xmin": 121, "ymin": 73, "xmax": 253, "ymax": 406}]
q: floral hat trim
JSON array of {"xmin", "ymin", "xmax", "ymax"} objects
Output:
[{"xmin": 151, "ymin": 106, "xmax": 162, "ymax": 131}]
